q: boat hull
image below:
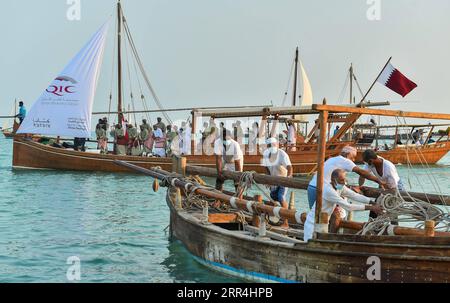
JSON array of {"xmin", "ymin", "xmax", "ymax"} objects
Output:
[
  {"xmin": 167, "ymin": 191, "xmax": 450, "ymax": 283},
  {"xmin": 356, "ymin": 142, "xmax": 450, "ymax": 165},
  {"xmin": 12, "ymin": 138, "xmax": 350, "ymax": 174}
]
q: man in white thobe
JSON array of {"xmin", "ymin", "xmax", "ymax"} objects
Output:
[{"xmin": 304, "ymin": 169, "xmax": 384, "ymax": 242}]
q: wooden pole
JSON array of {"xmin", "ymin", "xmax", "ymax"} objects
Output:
[
  {"xmin": 425, "ymin": 220, "xmax": 435, "ymax": 237},
  {"xmin": 349, "ymin": 64, "xmax": 353, "ymax": 105},
  {"xmin": 360, "ymin": 187, "xmax": 450, "ymax": 206},
  {"xmin": 253, "ymin": 195, "xmax": 263, "ymax": 227},
  {"xmin": 292, "ymin": 47, "xmax": 299, "ymax": 120},
  {"xmin": 289, "ymin": 192, "xmax": 296, "ymax": 210},
  {"xmin": 172, "ymin": 156, "xmax": 187, "ymax": 176},
  {"xmin": 360, "ymin": 57, "xmax": 392, "ymax": 104},
  {"xmin": 185, "ymin": 165, "xmax": 310, "ymax": 190},
  {"xmin": 117, "ymin": 0, "xmax": 124, "ymax": 123},
  {"xmin": 315, "ymin": 99, "xmax": 328, "ymax": 226},
  {"xmin": 313, "ymin": 104, "xmax": 450, "ymax": 121}
]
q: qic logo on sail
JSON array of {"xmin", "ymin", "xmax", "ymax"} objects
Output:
[{"xmin": 46, "ymin": 76, "xmax": 78, "ymax": 97}]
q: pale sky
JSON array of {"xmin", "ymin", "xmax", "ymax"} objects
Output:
[{"xmin": 1, "ymin": 0, "xmax": 450, "ymax": 126}]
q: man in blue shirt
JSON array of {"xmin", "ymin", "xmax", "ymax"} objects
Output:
[{"xmin": 17, "ymin": 101, "xmax": 27, "ymax": 124}]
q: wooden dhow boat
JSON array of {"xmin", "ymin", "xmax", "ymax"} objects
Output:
[
  {"xmin": 1, "ymin": 100, "xmax": 19, "ymax": 139},
  {"xmin": 11, "ymin": 1, "xmax": 367, "ymax": 175},
  {"xmin": 118, "ymin": 105, "xmax": 450, "ymax": 283},
  {"xmin": 353, "ymin": 123, "xmax": 450, "ymax": 165}
]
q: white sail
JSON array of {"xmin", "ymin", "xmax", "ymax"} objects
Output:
[
  {"xmin": 295, "ymin": 60, "xmax": 314, "ymax": 121},
  {"xmin": 17, "ymin": 22, "xmax": 109, "ymax": 138}
]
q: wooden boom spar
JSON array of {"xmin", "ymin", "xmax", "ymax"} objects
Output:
[{"xmin": 115, "ymin": 160, "xmax": 450, "ymax": 237}]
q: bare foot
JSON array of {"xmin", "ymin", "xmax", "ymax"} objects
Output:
[{"xmin": 280, "ymin": 223, "xmax": 290, "ymax": 230}]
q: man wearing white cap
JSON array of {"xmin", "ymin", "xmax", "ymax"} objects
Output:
[
  {"xmin": 307, "ymin": 145, "xmax": 386, "ymax": 209},
  {"xmin": 263, "ymin": 137, "xmax": 293, "ymax": 229}
]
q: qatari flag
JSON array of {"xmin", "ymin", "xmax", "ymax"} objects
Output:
[{"xmin": 377, "ymin": 63, "xmax": 417, "ymax": 97}]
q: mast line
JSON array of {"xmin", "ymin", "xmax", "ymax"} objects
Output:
[
  {"xmin": 292, "ymin": 47, "xmax": 299, "ymax": 119},
  {"xmin": 117, "ymin": 0, "xmax": 123, "ymax": 123}
]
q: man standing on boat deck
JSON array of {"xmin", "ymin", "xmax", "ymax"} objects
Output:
[
  {"xmin": 141, "ymin": 119, "xmax": 151, "ymax": 132},
  {"xmin": 235, "ymin": 120, "xmax": 244, "ymax": 146},
  {"xmin": 180, "ymin": 121, "xmax": 192, "ymax": 155},
  {"xmin": 127, "ymin": 124, "xmax": 140, "ymax": 156},
  {"xmin": 154, "ymin": 117, "xmax": 166, "ymax": 134},
  {"xmin": 304, "ymin": 169, "xmax": 384, "ymax": 242},
  {"xmin": 263, "ymin": 137, "xmax": 293, "ymax": 229},
  {"xmin": 166, "ymin": 125, "xmax": 177, "ymax": 156},
  {"xmin": 17, "ymin": 101, "xmax": 27, "ymax": 124},
  {"xmin": 359, "ymin": 150, "xmax": 404, "ymax": 191},
  {"xmin": 153, "ymin": 126, "xmax": 166, "ymax": 158},
  {"xmin": 307, "ymin": 146, "xmax": 386, "ymax": 209},
  {"xmin": 139, "ymin": 125, "xmax": 151, "ymax": 155},
  {"xmin": 96, "ymin": 123, "xmax": 108, "ymax": 154},
  {"xmin": 287, "ymin": 121, "xmax": 297, "ymax": 151},
  {"xmin": 111, "ymin": 124, "xmax": 127, "ymax": 155},
  {"xmin": 214, "ymin": 129, "xmax": 244, "ymax": 192}
]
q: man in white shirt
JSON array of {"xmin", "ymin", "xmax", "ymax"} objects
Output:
[
  {"xmin": 214, "ymin": 129, "xmax": 244, "ymax": 191},
  {"xmin": 287, "ymin": 122, "xmax": 297, "ymax": 151},
  {"xmin": 304, "ymin": 169, "xmax": 384, "ymax": 242},
  {"xmin": 307, "ymin": 146, "xmax": 386, "ymax": 209},
  {"xmin": 359, "ymin": 149, "xmax": 404, "ymax": 191},
  {"xmin": 180, "ymin": 121, "xmax": 192, "ymax": 155},
  {"xmin": 263, "ymin": 137, "xmax": 293, "ymax": 229}
]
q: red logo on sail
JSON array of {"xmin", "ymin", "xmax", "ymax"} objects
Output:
[{"xmin": 46, "ymin": 76, "xmax": 78, "ymax": 97}]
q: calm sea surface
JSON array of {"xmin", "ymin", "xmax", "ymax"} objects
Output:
[{"xmin": 0, "ymin": 136, "xmax": 449, "ymax": 282}]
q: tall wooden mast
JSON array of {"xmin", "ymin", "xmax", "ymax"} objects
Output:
[
  {"xmin": 349, "ymin": 64, "xmax": 353, "ymax": 104},
  {"xmin": 292, "ymin": 47, "xmax": 299, "ymax": 119},
  {"xmin": 117, "ymin": 0, "xmax": 124, "ymax": 123}
]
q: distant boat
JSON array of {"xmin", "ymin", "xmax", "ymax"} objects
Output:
[
  {"xmin": 353, "ymin": 123, "xmax": 450, "ymax": 165},
  {"xmin": 2, "ymin": 100, "xmax": 19, "ymax": 139}
]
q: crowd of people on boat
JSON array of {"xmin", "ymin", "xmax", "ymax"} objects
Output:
[{"xmin": 93, "ymin": 116, "xmax": 301, "ymax": 158}]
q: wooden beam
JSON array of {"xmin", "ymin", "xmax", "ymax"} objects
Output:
[
  {"xmin": 197, "ymin": 102, "xmax": 390, "ymax": 119},
  {"xmin": 361, "ymin": 187, "xmax": 450, "ymax": 206},
  {"xmin": 313, "ymin": 104, "xmax": 450, "ymax": 121},
  {"xmin": 185, "ymin": 165, "xmax": 310, "ymax": 190},
  {"xmin": 315, "ymin": 104, "xmax": 328, "ymax": 225}
]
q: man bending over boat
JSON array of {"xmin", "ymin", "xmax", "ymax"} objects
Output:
[
  {"xmin": 214, "ymin": 129, "xmax": 244, "ymax": 192},
  {"xmin": 307, "ymin": 146, "xmax": 386, "ymax": 209},
  {"xmin": 304, "ymin": 169, "xmax": 384, "ymax": 242},
  {"xmin": 263, "ymin": 137, "xmax": 293, "ymax": 229},
  {"xmin": 359, "ymin": 150, "xmax": 404, "ymax": 191}
]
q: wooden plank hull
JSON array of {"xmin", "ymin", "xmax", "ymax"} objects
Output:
[
  {"xmin": 12, "ymin": 138, "xmax": 349, "ymax": 174},
  {"xmin": 2, "ymin": 121, "xmax": 20, "ymax": 139},
  {"xmin": 167, "ymin": 192, "xmax": 450, "ymax": 283},
  {"xmin": 2, "ymin": 131, "xmax": 15, "ymax": 139},
  {"xmin": 356, "ymin": 142, "xmax": 450, "ymax": 165}
]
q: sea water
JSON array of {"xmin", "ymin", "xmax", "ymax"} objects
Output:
[{"xmin": 0, "ymin": 136, "xmax": 448, "ymax": 282}]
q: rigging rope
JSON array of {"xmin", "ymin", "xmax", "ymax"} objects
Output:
[
  {"xmin": 337, "ymin": 70, "xmax": 350, "ymax": 105},
  {"xmin": 358, "ymin": 192, "xmax": 450, "ymax": 235},
  {"xmin": 122, "ymin": 18, "xmax": 172, "ymax": 125},
  {"xmin": 123, "ymin": 36, "xmax": 139, "ymax": 126},
  {"xmin": 281, "ymin": 60, "xmax": 296, "ymax": 106}
]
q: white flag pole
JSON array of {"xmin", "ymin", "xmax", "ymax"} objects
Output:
[{"xmin": 359, "ymin": 56, "xmax": 392, "ymax": 105}]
